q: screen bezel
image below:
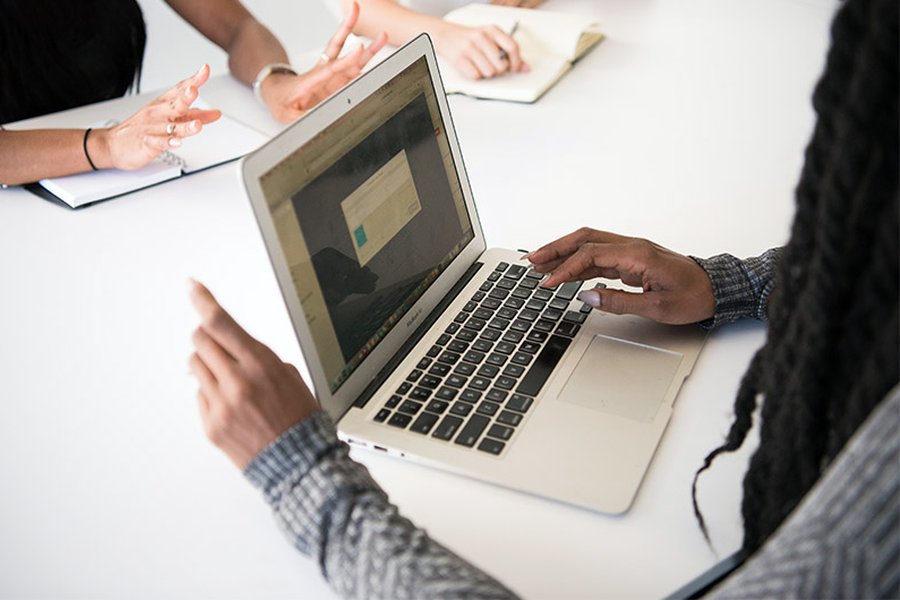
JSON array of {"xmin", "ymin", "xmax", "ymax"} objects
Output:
[{"xmin": 240, "ymin": 35, "xmax": 487, "ymax": 422}]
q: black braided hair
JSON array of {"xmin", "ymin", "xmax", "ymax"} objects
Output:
[
  {"xmin": 0, "ymin": 0, "xmax": 146, "ymax": 124},
  {"xmin": 692, "ymin": 0, "xmax": 899, "ymax": 556}
]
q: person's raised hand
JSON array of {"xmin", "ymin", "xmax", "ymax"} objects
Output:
[
  {"xmin": 259, "ymin": 2, "xmax": 388, "ymax": 123},
  {"xmin": 188, "ymin": 280, "xmax": 320, "ymax": 469},
  {"xmin": 434, "ymin": 22, "xmax": 528, "ymax": 80},
  {"xmin": 526, "ymin": 228, "xmax": 716, "ymax": 325},
  {"xmin": 91, "ymin": 64, "xmax": 221, "ymax": 170}
]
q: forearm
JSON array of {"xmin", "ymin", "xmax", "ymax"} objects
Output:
[
  {"xmin": 690, "ymin": 248, "xmax": 783, "ymax": 328},
  {"xmin": 0, "ymin": 128, "xmax": 112, "ymax": 185},
  {"xmin": 347, "ymin": 0, "xmax": 451, "ymax": 46},
  {"xmin": 246, "ymin": 411, "xmax": 517, "ymax": 599}
]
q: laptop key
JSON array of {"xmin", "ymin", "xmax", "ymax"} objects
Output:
[
  {"xmin": 495, "ymin": 376, "xmax": 516, "ymax": 390},
  {"xmin": 477, "ymin": 364, "xmax": 500, "ymax": 378},
  {"xmin": 397, "ymin": 382, "xmax": 412, "ymax": 395},
  {"xmin": 488, "ymin": 288, "xmax": 509, "ymax": 300},
  {"xmin": 517, "ymin": 335, "xmax": 572, "ymax": 397},
  {"xmin": 432, "ymin": 415, "xmax": 464, "ymax": 440},
  {"xmin": 436, "ymin": 386, "xmax": 459, "ymax": 401},
  {"xmin": 429, "ymin": 363, "xmax": 450, "ymax": 376},
  {"xmin": 386, "ymin": 394, "xmax": 401, "ymax": 408},
  {"xmin": 502, "ymin": 330, "xmax": 524, "ymax": 344},
  {"xmin": 505, "ymin": 264, "xmax": 527, "ymax": 279},
  {"xmin": 482, "ymin": 297, "xmax": 502, "ymax": 310},
  {"xmin": 448, "ymin": 340, "xmax": 469, "ymax": 353},
  {"xmin": 487, "ymin": 271, "xmax": 501, "ymax": 282},
  {"xmin": 511, "ymin": 352, "xmax": 533, "ymax": 366},
  {"xmin": 457, "ymin": 328, "xmax": 477, "ymax": 342},
  {"xmin": 460, "ymin": 389, "xmax": 482, "ymax": 403},
  {"xmin": 556, "ymin": 321, "xmax": 580, "ymax": 338},
  {"xmin": 471, "ymin": 291, "xmax": 486, "ymax": 302},
  {"xmin": 579, "ymin": 302, "xmax": 593, "ymax": 314},
  {"xmin": 486, "ymin": 353, "xmax": 507, "ymax": 366},
  {"xmin": 426, "ymin": 399, "xmax": 450, "ymax": 414},
  {"xmin": 477, "ymin": 438, "xmax": 505, "ymax": 455},
  {"xmin": 454, "ymin": 362, "xmax": 476, "ymax": 376},
  {"xmin": 406, "ymin": 369, "xmax": 423, "ymax": 382},
  {"xmin": 520, "ymin": 341, "xmax": 541, "ymax": 354},
  {"xmin": 426, "ymin": 345, "xmax": 441, "ymax": 358},
  {"xmin": 438, "ymin": 351, "xmax": 461, "ymax": 365},
  {"xmin": 526, "ymin": 330, "xmax": 549, "ymax": 344},
  {"xmin": 463, "ymin": 302, "xmax": 477, "ymax": 313},
  {"xmin": 503, "ymin": 297, "xmax": 525, "ymax": 309},
  {"xmin": 486, "ymin": 388, "xmax": 508, "ymax": 403},
  {"xmin": 526, "ymin": 299, "xmax": 546, "ymax": 311},
  {"xmin": 388, "ymin": 413, "xmax": 413, "ymax": 428},
  {"xmin": 374, "ymin": 408, "xmax": 391, "ymax": 423},
  {"xmin": 464, "ymin": 318, "xmax": 487, "ymax": 331},
  {"xmin": 511, "ymin": 287, "xmax": 532, "ymax": 299},
  {"xmin": 487, "ymin": 423, "xmax": 514, "ymax": 440},
  {"xmin": 469, "ymin": 377, "xmax": 490, "ymax": 391},
  {"xmin": 417, "ymin": 357, "xmax": 432, "ymax": 369},
  {"xmin": 398, "ymin": 400, "xmax": 423, "ymax": 415},
  {"xmin": 488, "ymin": 317, "xmax": 510, "ymax": 331},
  {"xmin": 556, "ymin": 281, "xmax": 583, "ymax": 301},
  {"xmin": 409, "ymin": 387, "xmax": 432, "ymax": 401},
  {"xmin": 562, "ymin": 310, "xmax": 587, "ymax": 324},
  {"xmin": 506, "ymin": 394, "xmax": 533, "ymax": 413},
  {"xmin": 496, "ymin": 410, "xmax": 523, "ymax": 426},
  {"xmin": 549, "ymin": 298, "xmax": 569, "ymax": 311},
  {"xmin": 519, "ymin": 277, "xmax": 538, "ymax": 290},
  {"xmin": 474, "ymin": 308, "xmax": 494, "ymax": 320},
  {"xmin": 453, "ymin": 312, "xmax": 468, "ymax": 324},
  {"xmin": 463, "ymin": 350, "xmax": 486, "ymax": 364},
  {"xmin": 542, "ymin": 308, "xmax": 563, "ymax": 321},
  {"xmin": 496, "ymin": 341, "xmax": 516, "ymax": 355},
  {"xmin": 481, "ymin": 328, "xmax": 501, "ymax": 341},
  {"xmin": 533, "ymin": 289, "xmax": 553, "ymax": 301},
  {"xmin": 450, "ymin": 402, "xmax": 472, "ymax": 416},
  {"xmin": 495, "ymin": 261, "xmax": 509, "ymax": 272},
  {"xmin": 502, "ymin": 364, "xmax": 525, "ymax": 378},
  {"xmin": 445, "ymin": 322, "xmax": 460, "ymax": 334},
  {"xmin": 534, "ymin": 319, "xmax": 555, "ymax": 332},
  {"xmin": 454, "ymin": 415, "xmax": 490, "ymax": 447},
  {"xmin": 446, "ymin": 374, "xmax": 467, "ymax": 388},
  {"xmin": 496, "ymin": 278, "xmax": 516, "ymax": 290},
  {"xmin": 473, "ymin": 339, "xmax": 494, "ymax": 352},
  {"xmin": 476, "ymin": 401, "xmax": 500, "ymax": 416},
  {"xmin": 410, "ymin": 412, "xmax": 439, "ymax": 434},
  {"xmin": 420, "ymin": 375, "xmax": 441, "ymax": 389},
  {"xmin": 524, "ymin": 268, "xmax": 543, "ymax": 280}
]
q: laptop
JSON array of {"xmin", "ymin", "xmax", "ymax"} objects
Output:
[{"xmin": 239, "ymin": 35, "xmax": 707, "ymax": 514}]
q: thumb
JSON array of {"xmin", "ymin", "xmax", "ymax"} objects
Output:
[{"xmin": 577, "ymin": 288, "xmax": 661, "ymax": 321}]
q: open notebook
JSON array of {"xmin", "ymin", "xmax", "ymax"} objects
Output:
[
  {"xmin": 440, "ymin": 3, "xmax": 604, "ymax": 103},
  {"xmin": 34, "ymin": 113, "xmax": 268, "ymax": 208}
]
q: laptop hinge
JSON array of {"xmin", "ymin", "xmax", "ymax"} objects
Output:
[{"xmin": 352, "ymin": 261, "xmax": 485, "ymax": 408}]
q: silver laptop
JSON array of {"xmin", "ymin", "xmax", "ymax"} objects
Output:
[{"xmin": 240, "ymin": 35, "xmax": 706, "ymax": 514}]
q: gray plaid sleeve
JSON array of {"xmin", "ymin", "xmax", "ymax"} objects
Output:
[
  {"xmin": 244, "ymin": 411, "xmax": 517, "ymax": 599},
  {"xmin": 690, "ymin": 248, "xmax": 783, "ymax": 329}
]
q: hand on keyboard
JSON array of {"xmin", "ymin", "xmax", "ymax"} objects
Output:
[{"xmin": 525, "ymin": 228, "xmax": 715, "ymax": 325}]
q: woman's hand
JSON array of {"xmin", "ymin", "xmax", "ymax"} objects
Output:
[
  {"xmin": 259, "ymin": 2, "xmax": 388, "ymax": 123},
  {"xmin": 434, "ymin": 22, "xmax": 528, "ymax": 80},
  {"xmin": 91, "ymin": 64, "xmax": 221, "ymax": 170},
  {"xmin": 188, "ymin": 280, "xmax": 320, "ymax": 469},
  {"xmin": 527, "ymin": 228, "xmax": 716, "ymax": 325}
]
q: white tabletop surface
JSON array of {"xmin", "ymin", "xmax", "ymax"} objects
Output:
[{"xmin": 0, "ymin": 1, "xmax": 838, "ymax": 598}]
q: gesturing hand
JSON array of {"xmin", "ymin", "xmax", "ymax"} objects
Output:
[
  {"xmin": 435, "ymin": 22, "xmax": 528, "ymax": 80},
  {"xmin": 93, "ymin": 64, "xmax": 221, "ymax": 170},
  {"xmin": 259, "ymin": 2, "xmax": 388, "ymax": 123},
  {"xmin": 527, "ymin": 228, "xmax": 716, "ymax": 325},
  {"xmin": 188, "ymin": 280, "xmax": 320, "ymax": 469}
]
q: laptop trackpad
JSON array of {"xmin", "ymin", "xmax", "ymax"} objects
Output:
[{"xmin": 557, "ymin": 334, "xmax": 684, "ymax": 423}]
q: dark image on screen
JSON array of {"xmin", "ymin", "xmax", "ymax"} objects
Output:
[{"xmin": 292, "ymin": 92, "xmax": 468, "ymax": 367}]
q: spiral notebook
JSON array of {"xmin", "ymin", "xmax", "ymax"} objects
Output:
[{"xmin": 35, "ymin": 114, "xmax": 268, "ymax": 208}]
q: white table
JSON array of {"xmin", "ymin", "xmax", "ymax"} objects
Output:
[{"xmin": 0, "ymin": 1, "xmax": 837, "ymax": 597}]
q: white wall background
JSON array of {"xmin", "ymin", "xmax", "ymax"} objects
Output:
[{"xmin": 136, "ymin": 0, "xmax": 340, "ymax": 93}]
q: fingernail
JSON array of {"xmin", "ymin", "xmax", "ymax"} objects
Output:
[
  {"xmin": 577, "ymin": 289, "xmax": 601, "ymax": 308},
  {"xmin": 191, "ymin": 120, "xmax": 200, "ymax": 132},
  {"xmin": 169, "ymin": 137, "xmax": 182, "ymax": 147},
  {"xmin": 521, "ymin": 251, "xmax": 533, "ymax": 261}
]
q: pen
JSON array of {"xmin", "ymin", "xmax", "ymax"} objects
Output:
[{"xmin": 498, "ymin": 21, "xmax": 519, "ymax": 62}]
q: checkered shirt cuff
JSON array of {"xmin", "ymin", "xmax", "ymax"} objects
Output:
[{"xmin": 690, "ymin": 248, "xmax": 782, "ymax": 329}]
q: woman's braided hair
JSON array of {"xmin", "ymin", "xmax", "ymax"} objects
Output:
[{"xmin": 693, "ymin": 0, "xmax": 899, "ymax": 556}]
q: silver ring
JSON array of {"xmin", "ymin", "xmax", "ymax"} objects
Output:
[{"xmin": 166, "ymin": 123, "xmax": 176, "ymax": 136}]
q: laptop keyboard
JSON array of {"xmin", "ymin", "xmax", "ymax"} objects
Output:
[{"xmin": 372, "ymin": 261, "xmax": 592, "ymax": 456}]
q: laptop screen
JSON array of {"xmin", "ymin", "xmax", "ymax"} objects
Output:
[{"xmin": 258, "ymin": 57, "xmax": 474, "ymax": 393}]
